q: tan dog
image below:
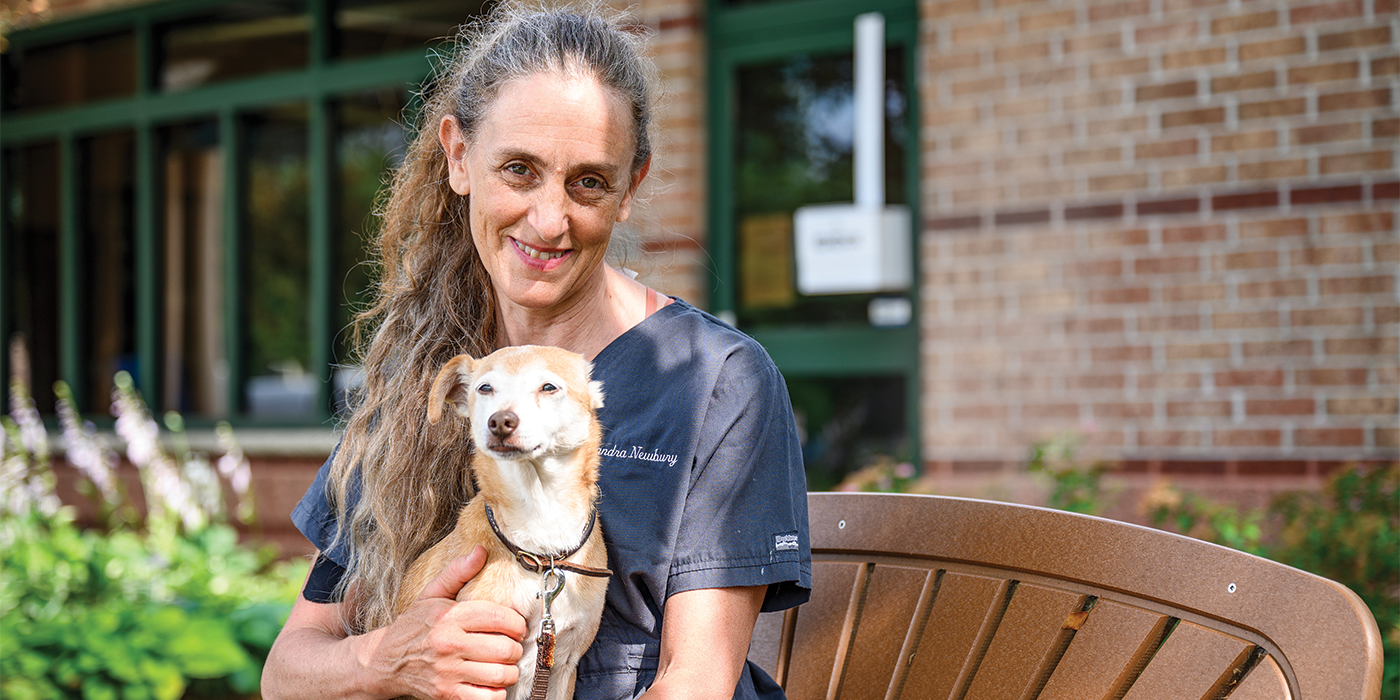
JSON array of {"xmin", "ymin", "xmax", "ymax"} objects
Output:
[{"xmin": 398, "ymin": 345, "xmax": 609, "ymax": 700}]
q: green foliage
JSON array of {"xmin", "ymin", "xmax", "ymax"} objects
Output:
[
  {"xmin": 0, "ymin": 378, "xmax": 308, "ymax": 699},
  {"xmin": 1027, "ymin": 434, "xmax": 1112, "ymax": 515}
]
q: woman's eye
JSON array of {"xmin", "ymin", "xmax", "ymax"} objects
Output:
[
  {"xmin": 476, "ymin": 384, "xmax": 493, "ymax": 394},
  {"xmin": 577, "ymin": 176, "xmax": 602, "ymax": 190},
  {"xmin": 541, "ymin": 383, "xmax": 558, "ymax": 393},
  {"xmin": 505, "ymin": 163, "xmax": 530, "ymax": 177}
]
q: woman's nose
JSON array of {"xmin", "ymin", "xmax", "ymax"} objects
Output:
[{"xmin": 528, "ymin": 186, "xmax": 569, "ymax": 242}]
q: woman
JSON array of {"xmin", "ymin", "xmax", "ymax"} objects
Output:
[{"xmin": 263, "ymin": 4, "xmax": 810, "ymax": 699}]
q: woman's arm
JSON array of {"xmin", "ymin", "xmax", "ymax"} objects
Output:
[
  {"xmin": 262, "ymin": 547, "xmax": 528, "ymax": 700},
  {"xmin": 641, "ymin": 585, "xmax": 768, "ymax": 700}
]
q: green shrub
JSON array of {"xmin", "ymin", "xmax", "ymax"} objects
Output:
[{"xmin": 0, "ymin": 375, "xmax": 307, "ymax": 700}]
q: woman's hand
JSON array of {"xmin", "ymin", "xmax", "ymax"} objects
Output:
[
  {"xmin": 641, "ymin": 585, "xmax": 767, "ymax": 700},
  {"xmin": 263, "ymin": 546, "xmax": 527, "ymax": 700}
]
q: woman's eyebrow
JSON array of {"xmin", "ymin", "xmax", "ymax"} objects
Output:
[{"xmin": 493, "ymin": 148, "xmax": 623, "ymax": 179}]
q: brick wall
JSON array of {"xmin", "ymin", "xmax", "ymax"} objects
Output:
[{"xmin": 917, "ymin": 0, "xmax": 1398, "ymax": 468}]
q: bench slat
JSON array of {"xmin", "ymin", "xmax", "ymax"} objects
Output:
[
  {"xmin": 839, "ymin": 564, "xmax": 932, "ymax": 700},
  {"xmin": 786, "ymin": 561, "xmax": 864, "ymax": 700},
  {"xmin": 901, "ymin": 572, "xmax": 1009, "ymax": 700},
  {"xmin": 964, "ymin": 583, "xmax": 1086, "ymax": 700},
  {"xmin": 1228, "ymin": 655, "xmax": 1292, "ymax": 700},
  {"xmin": 1122, "ymin": 621, "xmax": 1254, "ymax": 700},
  {"xmin": 1038, "ymin": 599, "xmax": 1171, "ymax": 700}
]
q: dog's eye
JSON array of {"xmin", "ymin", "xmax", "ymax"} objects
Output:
[
  {"xmin": 476, "ymin": 383, "xmax": 493, "ymax": 395},
  {"xmin": 541, "ymin": 383, "xmax": 558, "ymax": 394}
]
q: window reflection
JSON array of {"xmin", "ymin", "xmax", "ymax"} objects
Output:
[
  {"xmin": 335, "ymin": 0, "xmax": 479, "ymax": 59},
  {"xmin": 733, "ymin": 47, "xmax": 908, "ymax": 327},
  {"xmin": 82, "ymin": 131, "xmax": 138, "ymax": 415},
  {"xmin": 3, "ymin": 144, "xmax": 61, "ymax": 412},
  {"xmin": 333, "ymin": 89, "xmax": 408, "ymax": 412},
  {"xmin": 6, "ymin": 33, "xmax": 136, "ymax": 112},
  {"xmin": 161, "ymin": 122, "xmax": 228, "ymax": 417},
  {"xmin": 159, "ymin": 1, "xmax": 308, "ymax": 92},
  {"xmin": 244, "ymin": 106, "xmax": 313, "ymax": 419}
]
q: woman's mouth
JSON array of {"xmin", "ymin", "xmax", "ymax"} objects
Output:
[{"xmin": 512, "ymin": 238, "xmax": 568, "ymax": 261}]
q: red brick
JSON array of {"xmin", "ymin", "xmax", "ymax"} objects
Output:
[
  {"xmin": 1065, "ymin": 88, "xmax": 1124, "ymax": 111},
  {"xmin": 1212, "ymin": 130, "xmax": 1277, "ymax": 152},
  {"xmin": 1243, "ymin": 340, "xmax": 1312, "ymax": 357},
  {"xmin": 1374, "ymin": 306, "xmax": 1399, "ymax": 324},
  {"xmin": 951, "ymin": 75, "xmax": 1006, "ymax": 96},
  {"xmin": 1139, "ymin": 314, "xmax": 1201, "ymax": 332},
  {"xmin": 1293, "ymin": 307, "xmax": 1366, "ymax": 326},
  {"xmin": 1213, "ymin": 311, "xmax": 1279, "ymax": 329},
  {"xmin": 1162, "ymin": 224, "xmax": 1227, "ymax": 245},
  {"xmin": 1167, "ymin": 400, "xmax": 1231, "ymax": 417},
  {"xmin": 1212, "ymin": 71, "xmax": 1276, "ymax": 93},
  {"xmin": 1294, "ymin": 427, "xmax": 1364, "ymax": 447},
  {"xmin": 1214, "ymin": 189, "xmax": 1280, "ymax": 210},
  {"xmin": 1163, "ymin": 47, "xmax": 1227, "ymax": 71},
  {"xmin": 927, "ymin": 106, "xmax": 981, "ymax": 126},
  {"xmin": 1089, "ymin": 228, "xmax": 1151, "ymax": 248},
  {"xmin": 1018, "ymin": 123, "xmax": 1075, "ymax": 144},
  {"xmin": 1317, "ymin": 26, "xmax": 1391, "ymax": 51},
  {"xmin": 1137, "ymin": 20, "xmax": 1197, "ymax": 44},
  {"xmin": 1318, "ymin": 89, "xmax": 1391, "ymax": 113},
  {"xmin": 1089, "ymin": 173, "xmax": 1150, "ymax": 193},
  {"xmin": 951, "ymin": 17, "xmax": 1005, "ymax": 44},
  {"xmin": 1162, "ymin": 165, "xmax": 1229, "ymax": 189},
  {"xmin": 1137, "ymin": 138, "xmax": 1198, "ymax": 159},
  {"xmin": 1216, "ymin": 429, "xmax": 1283, "ymax": 447},
  {"xmin": 1217, "ymin": 250, "xmax": 1279, "ymax": 270},
  {"xmin": 1138, "ymin": 371, "xmax": 1201, "ymax": 391},
  {"xmin": 1290, "ymin": 0, "xmax": 1363, "ymax": 23},
  {"xmin": 1162, "ymin": 283, "xmax": 1227, "ymax": 302},
  {"xmin": 1135, "ymin": 255, "xmax": 1200, "ymax": 275},
  {"xmin": 1319, "ymin": 275, "xmax": 1395, "ymax": 295},
  {"xmin": 1019, "ymin": 66, "xmax": 1079, "ymax": 89},
  {"xmin": 954, "ymin": 405, "xmax": 1008, "ymax": 421},
  {"xmin": 1137, "ymin": 80, "xmax": 1197, "ymax": 102},
  {"xmin": 1239, "ymin": 37, "xmax": 1306, "ymax": 61},
  {"xmin": 1020, "ymin": 8, "xmax": 1076, "ymax": 32},
  {"xmin": 1165, "ymin": 342, "xmax": 1230, "ymax": 360},
  {"xmin": 1327, "ymin": 397, "xmax": 1399, "ymax": 416},
  {"xmin": 1319, "ymin": 211, "xmax": 1394, "ymax": 234},
  {"xmin": 1239, "ymin": 159, "xmax": 1309, "ymax": 181},
  {"xmin": 1064, "ymin": 146, "xmax": 1124, "ymax": 167},
  {"xmin": 1375, "ymin": 118, "xmax": 1400, "ymax": 139},
  {"xmin": 1163, "ymin": 107, "xmax": 1226, "ymax": 129},
  {"xmin": 1377, "ymin": 428, "xmax": 1399, "ymax": 449},
  {"xmin": 1240, "ymin": 218, "xmax": 1307, "ymax": 239},
  {"xmin": 1320, "ymin": 151, "xmax": 1393, "ymax": 175},
  {"xmin": 1138, "ymin": 429, "xmax": 1201, "ymax": 448},
  {"xmin": 1292, "ymin": 121, "xmax": 1363, "ymax": 145},
  {"xmin": 1238, "ymin": 279, "xmax": 1309, "ymax": 299},
  {"xmin": 1290, "ymin": 184, "xmax": 1364, "ymax": 205},
  {"xmin": 1218, "ymin": 369, "xmax": 1285, "ymax": 387},
  {"xmin": 1212, "ymin": 11, "xmax": 1278, "ymax": 34},
  {"xmin": 1089, "ymin": 0, "xmax": 1151, "ymax": 22},
  {"xmin": 1024, "ymin": 402, "xmax": 1081, "ymax": 420},
  {"xmin": 994, "ymin": 42, "xmax": 1051, "ymax": 64},
  {"xmin": 1094, "ymin": 402, "xmax": 1154, "ymax": 419},
  {"xmin": 1069, "ymin": 374, "xmax": 1127, "ymax": 390},
  {"xmin": 1092, "ymin": 345, "xmax": 1153, "ymax": 362},
  {"xmin": 1296, "ymin": 368, "xmax": 1368, "ymax": 386},
  {"xmin": 1087, "ymin": 115, "xmax": 1150, "ymax": 135},
  {"xmin": 1093, "ymin": 57, "xmax": 1152, "ymax": 79},
  {"xmin": 1089, "ymin": 287, "xmax": 1154, "ymax": 305},
  {"xmin": 1374, "ymin": 56, "xmax": 1400, "ymax": 77},
  {"xmin": 993, "ymin": 97, "xmax": 1054, "ymax": 120},
  {"xmin": 1066, "ymin": 32, "xmax": 1123, "ymax": 54},
  {"xmin": 1325, "ymin": 336, "xmax": 1399, "ymax": 355},
  {"xmin": 1066, "ymin": 317, "xmax": 1127, "ymax": 335},
  {"xmin": 1239, "ymin": 97, "xmax": 1307, "ymax": 120},
  {"xmin": 1064, "ymin": 260, "xmax": 1125, "ymax": 279},
  {"xmin": 1377, "ymin": 243, "xmax": 1399, "ymax": 264},
  {"xmin": 1289, "ymin": 61, "xmax": 1360, "ymax": 85},
  {"xmin": 928, "ymin": 51, "xmax": 981, "ymax": 72},
  {"xmin": 1246, "ymin": 399, "xmax": 1313, "ymax": 415},
  {"xmin": 925, "ymin": 0, "xmax": 981, "ymax": 19},
  {"xmin": 1292, "ymin": 245, "xmax": 1364, "ymax": 266}
]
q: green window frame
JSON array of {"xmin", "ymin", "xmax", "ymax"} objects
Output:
[
  {"xmin": 0, "ymin": 0, "xmax": 446, "ymax": 426},
  {"xmin": 706, "ymin": 0, "xmax": 923, "ymax": 471}
]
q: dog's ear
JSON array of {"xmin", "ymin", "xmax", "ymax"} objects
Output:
[
  {"xmin": 588, "ymin": 380, "xmax": 605, "ymax": 411},
  {"xmin": 428, "ymin": 354, "xmax": 476, "ymax": 424}
]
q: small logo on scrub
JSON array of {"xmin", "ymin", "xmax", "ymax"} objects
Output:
[{"xmin": 774, "ymin": 532, "xmax": 800, "ymax": 552}]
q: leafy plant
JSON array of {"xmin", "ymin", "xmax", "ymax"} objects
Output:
[
  {"xmin": 1027, "ymin": 434, "xmax": 1112, "ymax": 515},
  {"xmin": 0, "ymin": 373, "xmax": 308, "ymax": 700}
]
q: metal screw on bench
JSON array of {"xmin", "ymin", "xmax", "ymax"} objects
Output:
[
  {"xmin": 839, "ymin": 520, "xmax": 847, "ymax": 530},
  {"xmin": 1228, "ymin": 582, "xmax": 1237, "ymax": 593}
]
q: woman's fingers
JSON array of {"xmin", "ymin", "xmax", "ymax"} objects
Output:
[{"xmin": 417, "ymin": 547, "xmax": 490, "ymax": 602}]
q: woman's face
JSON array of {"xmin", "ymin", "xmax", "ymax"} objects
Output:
[{"xmin": 441, "ymin": 71, "xmax": 647, "ymax": 312}]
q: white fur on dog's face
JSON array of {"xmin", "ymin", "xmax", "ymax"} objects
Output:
[{"xmin": 436, "ymin": 346, "xmax": 604, "ymax": 462}]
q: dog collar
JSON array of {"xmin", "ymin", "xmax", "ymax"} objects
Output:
[{"xmin": 484, "ymin": 503, "xmax": 613, "ymax": 578}]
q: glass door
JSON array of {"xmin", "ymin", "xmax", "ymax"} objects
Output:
[{"xmin": 709, "ymin": 0, "xmax": 920, "ymax": 488}]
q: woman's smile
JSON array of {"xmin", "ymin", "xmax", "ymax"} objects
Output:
[{"xmin": 510, "ymin": 238, "xmax": 571, "ymax": 266}]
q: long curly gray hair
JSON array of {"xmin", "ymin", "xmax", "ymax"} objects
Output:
[{"xmin": 328, "ymin": 0, "xmax": 658, "ymax": 633}]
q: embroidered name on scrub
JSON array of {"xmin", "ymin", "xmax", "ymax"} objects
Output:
[
  {"xmin": 599, "ymin": 444, "xmax": 680, "ymax": 467},
  {"xmin": 774, "ymin": 532, "xmax": 800, "ymax": 551}
]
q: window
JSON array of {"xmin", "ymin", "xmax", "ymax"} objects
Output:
[{"xmin": 1, "ymin": 0, "xmax": 473, "ymax": 423}]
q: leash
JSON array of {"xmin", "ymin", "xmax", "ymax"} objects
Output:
[
  {"xmin": 484, "ymin": 504, "xmax": 613, "ymax": 578},
  {"xmin": 483, "ymin": 503, "xmax": 612, "ymax": 700}
]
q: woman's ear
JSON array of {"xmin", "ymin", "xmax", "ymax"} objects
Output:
[
  {"xmin": 615, "ymin": 155, "xmax": 652, "ymax": 223},
  {"xmin": 439, "ymin": 115, "xmax": 471, "ymax": 196}
]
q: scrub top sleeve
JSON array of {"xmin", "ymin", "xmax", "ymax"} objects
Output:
[{"xmin": 667, "ymin": 342, "xmax": 811, "ymax": 613}]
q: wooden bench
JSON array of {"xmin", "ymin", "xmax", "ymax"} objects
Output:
[{"xmin": 748, "ymin": 492, "xmax": 1383, "ymax": 700}]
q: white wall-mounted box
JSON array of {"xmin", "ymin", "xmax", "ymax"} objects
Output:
[{"xmin": 793, "ymin": 203, "xmax": 911, "ymax": 295}]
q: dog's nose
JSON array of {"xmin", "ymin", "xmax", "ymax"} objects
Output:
[{"xmin": 488, "ymin": 410, "xmax": 518, "ymax": 437}]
